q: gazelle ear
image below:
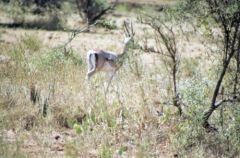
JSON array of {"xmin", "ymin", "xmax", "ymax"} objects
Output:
[
  {"xmin": 123, "ymin": 19, "xmax": 135, "ymax": 38},
  {"xmin": 130, "ymin": 21, "xmax": 135, "ymax": 37},
  {"xmin": 123, "ymin": 20, "xmax": 131, "ymax": 37}
]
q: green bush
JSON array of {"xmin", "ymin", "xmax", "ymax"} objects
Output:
[
  {"xmin": 97, "ymin": 20, "xmax": 117, "ymax": 30},
  {"xmin": 170, "ymin": 73, "xmax": 240, "ymax": 157},
  {"xmin": 76, "ymin": 0, "xmax": 110, "ymax": 24}
]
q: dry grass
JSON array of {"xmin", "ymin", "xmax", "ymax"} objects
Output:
[
  {"xmin": 0, "ymin": 1, "xmax": 239, "ymax": 158},
  {"xmin": 0, "ymin": 26, "xmax": 175, "ymax": 157},
  {"xmin": 0, "ymin": 14, "xmax": 206, "ymax": 158}
]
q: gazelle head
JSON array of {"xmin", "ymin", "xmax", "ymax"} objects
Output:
[{"xmin": 124, "ymin": 36, "xmax": 132, "ymax": 44}]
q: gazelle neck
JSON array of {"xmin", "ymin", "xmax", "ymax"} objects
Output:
[{"xmin": 118, "ymin": 40, "xmax": 131, "ymax": 58}]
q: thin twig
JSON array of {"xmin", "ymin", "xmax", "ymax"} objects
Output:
[{"xmin": 61, "ymin": 21, "xmax": 99, "ymax": 49}]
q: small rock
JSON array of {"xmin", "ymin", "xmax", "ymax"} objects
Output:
[
  {"xmin": 5, "ymin": 129, "xmax": 16, "ymax": 142},
  {"xmin": 55, "ymin": 135, "xmax": 61, "ymax": 140},
  {"xmin": 51, "ymin": 131, "xmax": 62, "ymax": 141},
  {"xmin": 0, "ymin": 55, "xmax": 11, "ymax": 63}
]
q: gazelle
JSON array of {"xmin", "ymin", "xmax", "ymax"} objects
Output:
[{"xmin": 86, "ymin": 20, "xmax": 134, "ymax": 93}]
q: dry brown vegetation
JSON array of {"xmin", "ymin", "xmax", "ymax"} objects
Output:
[{"xmin": 0, "ymin": 0, "xmax": 240, "ymax": 158}]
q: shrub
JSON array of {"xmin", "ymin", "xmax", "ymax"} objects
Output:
[{"xmin": 76, "ymin": 0, "xmax": 113, "ymax": 24}]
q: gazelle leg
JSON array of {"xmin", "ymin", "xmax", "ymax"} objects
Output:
[
  {"xmin": 87, "ymin": 69, "xmax": 96, "ymax": 80},
  {"xmin": 86, "ymin": 59, "xmax": 96, "ymax": 80},
  {"xmin": 105, "ymin": 71, "xmax": 116, "ymax": 94}
]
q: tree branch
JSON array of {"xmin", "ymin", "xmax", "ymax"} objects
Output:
[{"xmin": 214, "ymin": 92, "xmax": 240, "ymax": 108}]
